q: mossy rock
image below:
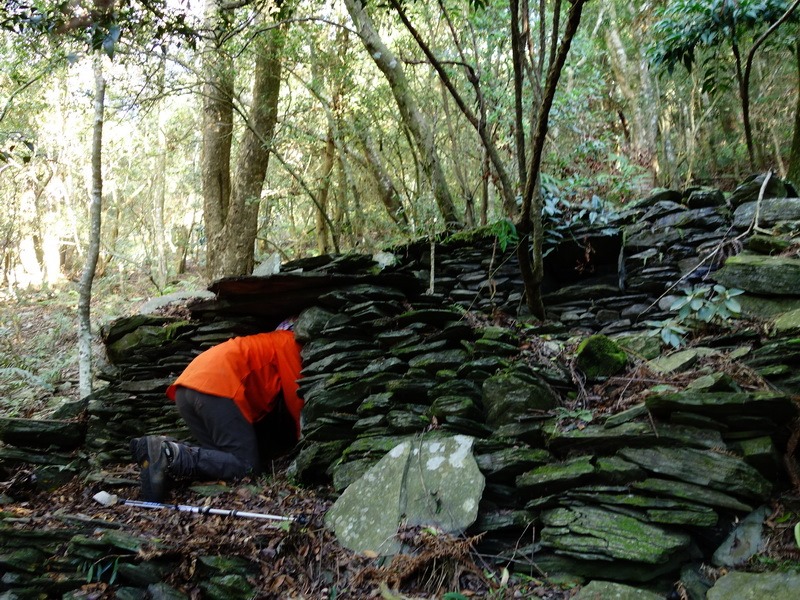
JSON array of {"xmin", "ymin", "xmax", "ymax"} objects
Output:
[
  {"xmin": 575, "ymin": 335, "xmax": 627, "ymax": 381},
  {"xmin": 714, "ymin": 253, "xmax": 800, "ymax": 295},
  {"xmin": 540, "ymin": 505, "xmax": 691, "ymax": 563},
  {"xmin": 773, "ymin": 308, "xmax": 800, "ymax": 335},
  {"xmin": 482, "ymin": 369, "xmax": 559, "ymax": 426}
]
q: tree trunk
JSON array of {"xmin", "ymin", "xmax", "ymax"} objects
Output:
[
  {"xmin": 516, "ymin": 0, "xmax": 587, "ymax": 320},
  {"xmin": 732, "ymin": 41, "xmax": 756, "ymax": 170},
  {"xmin": 77, "ymin": 54, "xmax": 105, "ymax": 399},
  {"xmin": 344, "ymin": 0, "xmax": 461, "ymax": 228},
  {"xmin": 200, "ymin": 0, "xmax": 234, "ymax": 279},
  {"xmin": 202, "ymin": 5, "xmax": 286, "ymax": 279},
  {"xmin": 358, "ymin": 128, "xmax": 409, "ymax": 227},
  {"xmin": 789, "ymin": 39, "xmax": 800, "ymax": 185},
  {"xmin": 315, "ymin": 129, "xmax": 336, "ymax": 254},
  {"xmin": 225, "ymin": 25, "xmax": 284, "ymax": 276},
  {"xmin": 151, "ymin": 51, "xmax": 169, "ymax": 291},
  {"xmin": 603, "ymin": 4, "xmax": 657, "ymax": 180}
]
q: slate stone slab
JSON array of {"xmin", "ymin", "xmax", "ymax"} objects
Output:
[
  {"xmin": 574, "ymin": 580, "xmax": 665, "ymax": 600},
  {"xmin": 547, "ymin": 421, "xmax": 723, "ymax": 453},
  {"xmin": 565, "ymin": 488, "xmax": 718, "ymax": 527},
  {"xmin": 714, "ymin": 253, "xmax": 800, "ymax": 295},
  {"xmin": 706, "ymin": 571, "xmax": 800, "ymax": 600},
  {"xmin": 733, "ymin": 197, "xmax": 800, "ymax": 228},
  {"xmin": 645, "ymin": 390, "xmax": 795, "ymax": 422},
  {"xmin": 0, "ymin": 418, "xmax": 85, "ymax": 450},
  {"xmin": 631, "ymin": 478, "xmax": 752, "ymax": 512},
  {"xmin": 618, "ymin": 446, "xmax": 772, "ymax": 500},
  {"xmin": 516, "ymin": 456, "xmax": 596, "ymax": 495},
  {"xmin": 540, "ymin": 505, "xmax": 691, "ymax": 563}
]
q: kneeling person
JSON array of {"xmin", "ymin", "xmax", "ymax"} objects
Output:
[{"xmin": 131, "ymin": 328, "xmax": 303, "ymax": 502}]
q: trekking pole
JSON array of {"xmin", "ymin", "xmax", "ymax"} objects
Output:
[{"xmin": 93, "ymin": 491, "xmax": 300, "ymax": 524}]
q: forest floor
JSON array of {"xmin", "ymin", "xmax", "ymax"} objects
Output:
[{"xmin": 0, "ymin": 277, "xmax": 579, "ymax": 598}]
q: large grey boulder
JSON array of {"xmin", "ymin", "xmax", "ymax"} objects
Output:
[
  {"xmin": 728, "ymin": 173, "xmax": 791, "ymax": 208},
  {"xmin": 325, "ymin": 434, "xmax": 484, "ymax": 556}
]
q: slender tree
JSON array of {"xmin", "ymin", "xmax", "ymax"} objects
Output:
[
  {"xmin": 388, "ymin": 0, "xmax": 589, "ymax": 318},
  {"xmin": 344, "ymin": 0, "xmax": 462, "ymax": 228},
  {"xmin": 78, "ymin": 54, "xmax": 105, "ymax": 398}
]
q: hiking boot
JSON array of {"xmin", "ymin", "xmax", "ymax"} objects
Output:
[
  {"xmin": 137, "ymin": 436, "xmax": 183, "ymax": 502},
  {"xmin": 130, "ymin": 435, "xmax": 175, "ymax": 466}
]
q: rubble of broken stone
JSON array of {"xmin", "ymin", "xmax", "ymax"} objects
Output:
[{"xmin": 2, "ymin": 173, "xmax": 800, "ymax": 598}]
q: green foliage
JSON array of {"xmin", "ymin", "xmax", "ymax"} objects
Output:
[
  {"xmin": 489, "ymin": 219, "xmax": 518, "ymax": 252},
  {"xmin": 649, "ymin": 0, "xmax": 797, "ymax": 75},
  {"xmin": 646, "ymin": 284, "xmax": 744, "ymax": 348},
  {"xmin": 645, "ymin": 318, "xmax": 691, "ymax": 349},
  {"xmin": 80, "ymin": 557, "xmax": 119, "ymax": 584},
  {"xmin": 1, "ymin": 0, "xmax": 199, "ymax": 59},
  {"xmin": 669, "ymin": 284, "xmax": 744, "ymax": 323},
  {"xmin": 540, "ymin": 178, "xmax": 619, "ymax": 256},
  {"xmin": 554, "ymin": 406, "xmax": 594, "ymax": 424}
]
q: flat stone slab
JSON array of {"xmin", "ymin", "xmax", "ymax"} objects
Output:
[
  {"xmin": 707, "ymin": 571, "xmax": 800, "ymax": 600},
  {"xmin": 548, "ymin": 421, "xmax": 723, "ymax": 453},
  {"xmin": 540, "ymin": 505, "xmax": 691, "ymax": 563},
  {"xmin": 732, "ymin": 197, "xmax": 800, "ymax": 228},
  {"xmin": 0, "ymin": 418, "xmax": 85, "ymax": 450},
  {"xmin": 714, "ymin": 253, "xmax": 800, "ymax": 295},
  {"xmin": 574, "ymin": 580, "xmax": 664, "ymax": 600},
  {"xmin": 325, "ymin": 434, "xmax": 484, "ymax": 555},
  {"xmin": 645, "ymin": 390, "xmax": 793, "ymax": 420},
  {"xmin": 773, "ymin": 308, "xmax": 800, "ymax": 335},
  {"xmin": 631, "ymin": 478, "xmax": 752, "ymax": 512},
  {"xmin": 618, "ymin": 446, "xmax": 771, "ymax": 501}
]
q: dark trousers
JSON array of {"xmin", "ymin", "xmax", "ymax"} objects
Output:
[{"xmin": 174, "ymin": 387, "xmax": 260, "ymax": 481}]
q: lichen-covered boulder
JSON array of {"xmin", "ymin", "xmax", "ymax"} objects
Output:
[
  {"xmin": 325, "ymin": 434, "xmax": 484, "ymax": 556},
  {"xmin": 706, "ymin": 571, "xmax": 800, "ymax": 600}
]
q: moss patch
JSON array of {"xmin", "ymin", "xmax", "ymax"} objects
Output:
[{"xmin": 575, "ymin": 334, "xmax": 627, "ymax": 380}]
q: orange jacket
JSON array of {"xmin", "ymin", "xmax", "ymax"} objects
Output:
[{"xmin": 166, "ymin": 331, "xmax": 304, "ymax": 436}]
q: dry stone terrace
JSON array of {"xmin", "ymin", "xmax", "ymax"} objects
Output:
[{"xmin": 1, "ymin": 173, "xmax": 800, "ymax": 598}]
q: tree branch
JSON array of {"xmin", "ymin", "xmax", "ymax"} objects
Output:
[{"xmin": 388, "ymin": 0, "xmax": 518, "ymax": 214}]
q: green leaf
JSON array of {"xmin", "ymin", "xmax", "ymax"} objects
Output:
[
  {"xmin": 102, "ymin": 25, "xmax": 121, "ymax": 59},
  {"xmin": 670, "ymin": 297, "xmax": 689, "ymax": 311},
  {"xmin": 697, "ymin": 305, "xmax": 716, "ymax": 322},
  {"xmin": 795, "ymin": 522, "xmax": 800, "ymax": 548},
  {"xmin": 724, "ymin": 298, "xmax": 742, "ymax": 313},
  {"xmin": 109, "ymin": 558, "xmax": 119, "ymax": 584}
]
